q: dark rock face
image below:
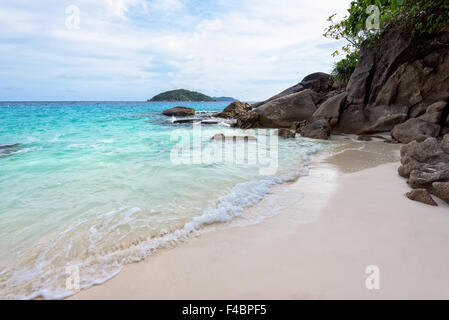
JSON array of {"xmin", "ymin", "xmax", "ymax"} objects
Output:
[
  {"xmin": 336, "ymin": 27, "xmax": 449, "ymax": 137},
  {"xmin": 216, "ymin": 101, "xmax": 260, "ymax": 129},
  {"xmin": 391, "ymin": 118, "xmax": 440, "ymax": 144},
  {"xmin": 299, "ymin": 120, "xmax": 331, "ymax": 140},
  {"xmin": 406, "ymin": 189, "xmax": 438, "ymax": 206},
  {"xmin": 432, "ymin": 182, "xmax": 449, "ymax": 205},
  {"xmin": 277, "ymin": 129, "xmax": 296, "ymax": 139},
  {"xmin": 252, "ymin": 73, "xmax": 334, "ymax": 108},
  {"xmin": 255, "ymin": 89, "xmax": 317, "ymax": 128},
  {"xmin": 162, "ymin": 106, "xmax": 195, "ymax": 117}
]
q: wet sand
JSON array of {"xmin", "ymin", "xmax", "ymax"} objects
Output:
[{"xmin": 70, "ymin": 140, "xmax": 449, "ymax": 300}]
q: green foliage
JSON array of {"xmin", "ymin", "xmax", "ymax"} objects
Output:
[
  {"xmin": 324, "ymin": 0, "xmax": 449, "ymax": 57},
  {"xmin": 324, "ymin": 0, "xmax": 448, "ymax": 84},
  {"xmin": 396, "ymin": 0, "xmax": 449, "ymax": 35},
  {"xmin": 331, "ymin": 51, "xmax": 360, "ymax": 85},
  {"xmin": 150, "ymin": 89, "xmax": 214, "ymax": 102}
]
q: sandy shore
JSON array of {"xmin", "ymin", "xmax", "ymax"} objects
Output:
[{"xmin": 70, "ymin": 140, "xmax": 449, "ymax": 300}]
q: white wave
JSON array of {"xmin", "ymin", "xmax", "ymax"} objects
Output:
[{"xmin": 0, "ymin": 142, "xmax": 324, "ymax": 300}]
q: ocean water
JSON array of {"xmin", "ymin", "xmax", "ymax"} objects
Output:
[{"xmin": 0, "ymin": 101, "xmax": 331, "ymax": 299}]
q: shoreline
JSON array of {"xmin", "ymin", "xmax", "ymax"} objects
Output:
[{"xmin": 69, "ymin": 138, "xmax": 449, "ymax": 300}]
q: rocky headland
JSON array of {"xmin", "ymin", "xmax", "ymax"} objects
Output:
[{"xmin": 216, "ymin": 26, "xmax": 449, "ymax": 206}]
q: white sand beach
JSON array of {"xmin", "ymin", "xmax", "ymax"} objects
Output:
[{"xmin": 69, "ymin": 140, "xmax": 449, "ymax": 300}]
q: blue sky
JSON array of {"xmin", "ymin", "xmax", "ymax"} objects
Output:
[{"xmin": 0, "ymin": 0, "xmax": 351, "ymax": 101}]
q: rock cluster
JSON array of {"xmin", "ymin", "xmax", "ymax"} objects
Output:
[
  {"xmin": 399, "ymin": 135, "xmax": 449, "ymax": 206},
  {"xmin": 218, "ymin": 27, "xmax": 449, "ymax": 143}
]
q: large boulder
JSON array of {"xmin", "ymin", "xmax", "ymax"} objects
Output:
[
  {"xmin": 299, "ymin": 120, "xmax": 331, "ymax": 140},
  {"xmin": 391, "ymin": 118, "xmax": 440, "ymax": 143},
  {"xmin": 256, "ymin": 89, "xmax": 317, "ymax": 128},
  {"xmin": 162, "ymin": 106, "xmax": 195, "ymax": 116},
  {"xmin": 399, "ymin": 136, "xmax": 449, "ymax": 200},
  {"xmin": 216, "ymin": 101, "xmax": 252, "ymax": 119},
  {"xmin": 236, "ymin": 110, "xmax": 260, "ymax": 129},
  {"xmin": 252, "ymin": 73, "xmax": 334, "ymax": 108},
  {"xmin": 311, "ymin": 92, "xmax": 347, "ymax": 127},
  {"xmin": 418, "ymin": 101, "xmax": 448, "ymax": 124},
  {"xmin": 398, "ymin": 137, "xmax": 449, "ymax": 177}
]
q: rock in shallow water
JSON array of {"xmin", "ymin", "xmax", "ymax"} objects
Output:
[
  {"xmin": 162, "ymin": 106, "xmax": 195, "ymax": 117},
  {"xmin": 0, "ymin": 143, "xmax": 21, "ymax": 156},
  {"xmin": 216, "ymin": 101, "xmax": 252, "ymax": 119},
  {"xmin": 277, "ymin": 129, "xmax": 296, "ymax": 139},
  {"xmin": 406, "ymin": 189, "xmax": 438, "ymax": 206},
  {"xmin": 210, "ymin": 133, "xmax": 257, "ymax": 142}
]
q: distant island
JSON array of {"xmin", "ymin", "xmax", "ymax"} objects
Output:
[
  {"xmin": 148, "ymin": 89, "xmax": 236, "ymax": 102},
  {"xmin": 212, "ymin": 97, "xmax": 237, "ymax": 102}
]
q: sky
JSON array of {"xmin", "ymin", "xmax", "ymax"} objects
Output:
[{"xmin": 0, "ymin": 0, "xmax": 352, "ymax": 101}]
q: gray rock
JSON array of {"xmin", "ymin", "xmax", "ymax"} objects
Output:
[
  {"xmin": 277, "ymin": 129, "xmax": 296, "ymax": 139},
  {"xmin": 361, "ymin": 112, "xmax": 408, "ymax": 134},
  {"xmin": 419, "ymin": 101, "xmax": 447, "ymax": 124},
  {"xmin": 216, "ymin": 101, "xmax": 252, "ymax": 119},
  {"xmin": 409, "ymin": 167, "xmax": 449, "ymax": 189},
  {"xmin": 432, "ymin": 182, "xmax": 449, "ymax": 205},
  {"xmin": 406, "ymin": 189, "xmax": 438, "ymax": 206},
  {"xmin": 299, "ymin": 119, "xmax": 331, "ymax": 140},
  {"xmin": 391, "ymin": 118, "xmax": 441, "ymax": 143},
  {"xmin": 442, "ymin": 134, "xmax": 449, "ymax": 154},
  {"xmin": 256, "ymin": 89, "xmax": 317, "ymax": 128},
  {"xmin": 398, "ymin": 137, "xmax": 449, "ymax": 181},
  {"xmin": 211, "ymin": 133, "xmax": 257, "ymax": 142},
  {"xmin": 237, "ymin": 110, "xmax": 260, "ymax": 129},
  {"xmin": 312, "ymin": 92, "xmax": 347, "ymax": 127}
]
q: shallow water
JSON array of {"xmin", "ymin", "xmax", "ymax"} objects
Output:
[{"xmin": 0, "ymin": 101, "xmax": 337, "ymax": 299}]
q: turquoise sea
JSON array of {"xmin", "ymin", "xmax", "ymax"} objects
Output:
[{"xmin": 0, "ymin": 101, "xmax": 328, "ymax": 299}]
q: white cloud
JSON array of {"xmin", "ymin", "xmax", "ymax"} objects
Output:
[{"xmin": 0, "ymin": 0, "xmax": 352, "ymax": 100}]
